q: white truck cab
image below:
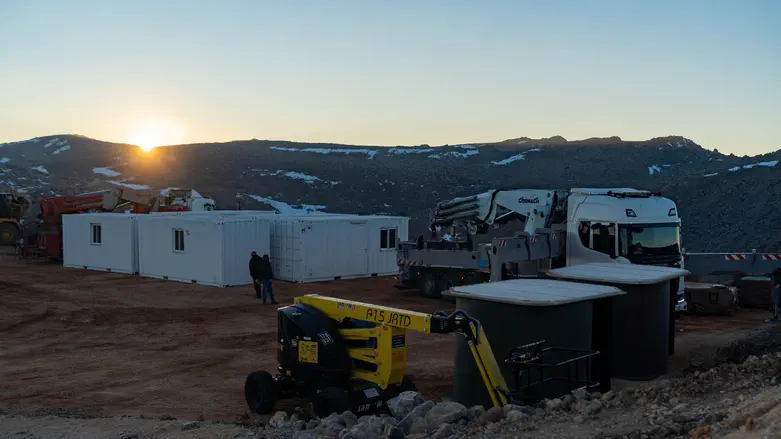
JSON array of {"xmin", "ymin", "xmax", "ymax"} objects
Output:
[{"xmin": 564, "ymin": 188, "xmax": 686, "ymax": 299}]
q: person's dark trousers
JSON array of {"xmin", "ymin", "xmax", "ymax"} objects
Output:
[
  {"xmin": 252, "ymin": 280, "xmax": 262, "ymax": 300},
  {"xmin": 261, "ymin": 279, "xmax": 277, "ymax": 304}
]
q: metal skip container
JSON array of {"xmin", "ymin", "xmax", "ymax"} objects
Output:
[
  {"xmin": 547, "ymin": 263, "xmax": 689, "ymax": 380},
  {"xmin": 444, "ymin": 279, "xmax": 625, "ymax": 408}
]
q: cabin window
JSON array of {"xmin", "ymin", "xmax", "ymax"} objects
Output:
[
  {"xmin": 578, "ymin": 221, "xmax": 590, "ymax": 248},
  {"xmin": 173, "ymin": 228, "xmax": 185, "ymax": 252},
  {"xmin": 578, "ymin": 221, "xmax": 616, "ymax": 256},
  {"xmin": 90, "ymin": 223, "xmax": 102, "ymax": 245},
  {"xmin": 380, "ymin": 228, "xmax": 397, "ymax": 249}
]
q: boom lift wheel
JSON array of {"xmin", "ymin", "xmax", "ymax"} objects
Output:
[
  {"xmin": 399, "ymin": 375, "xmax": 417, "ymax": 393},
  {"xmin": 0, "ymin": 223, "xmax": 19, "ymax": 246},
  {"xmin": 421, "ymin": 272, "xmax": 441, "ymax": 299},
  {"xmin": 312, "ymin": 387, "xmax": 351, "ymax": 418},
  {"xmin": 244, "ymin": 370, "xmax": 278, "ymax": 414}
]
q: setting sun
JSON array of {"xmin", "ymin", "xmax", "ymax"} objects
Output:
[{"xmin": 127, "ymin": 119, "xmax": 184, "ymax": 151}]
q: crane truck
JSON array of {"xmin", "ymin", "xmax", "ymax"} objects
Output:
[
  {"xmin": 20, "ymin": 187, "xmax": 216, "ymax": 259},
  {"xmin": 396, "ymin": 188, "xmax": 686, "ymax": 303}
]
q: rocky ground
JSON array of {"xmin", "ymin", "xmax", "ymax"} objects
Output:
[{"xmin": 2, "ymin": 325, "xmax": 779, "ymax": 439}]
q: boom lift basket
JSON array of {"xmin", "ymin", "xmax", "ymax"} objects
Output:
[{"xmin": 503, "ymin": 340, "xmax": 600, "ymax": 404}]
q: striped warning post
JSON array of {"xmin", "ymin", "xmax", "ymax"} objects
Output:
[
  {"xmin": 724, "ymin": 254, "xmax": 746, "ymax": 260},
  {"xmin": 762, "ymin": 254, "xmax": 781, "ymax": 261}
]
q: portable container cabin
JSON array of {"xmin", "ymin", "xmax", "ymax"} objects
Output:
[
  {"xmin": 137, "ymin": 215, "xmax": 271, "ymax": 287},
  {"xmin": 62, "ymin": 213, "xmax": 139, "ymax": 274},
  {"xmin": 267, "ymin": 214, "xmax": 409, "ymax": 283}
]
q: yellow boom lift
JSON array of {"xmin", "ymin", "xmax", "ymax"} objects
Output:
[{"xmin": 244, "ymin": 294, "xmax": 516, "ymax": 417}]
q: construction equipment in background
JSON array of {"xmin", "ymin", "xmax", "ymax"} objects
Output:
[
  {"xmin": 0, "ymin": 192, "xmax": 31, "ymax": 246},
  {"xmin": 396, "ymin": 188, "xmax": 686, "ymax": 303},
  {"xmin": 243, "ymin": 295, "xmax": 599, "ymax": 417},
  {"xmin": 21, "ymin": 187, "xmax": 216, "ymax": 259},
  {"xmin": 681, "ymin": 250, "xmax": 781, "ymax": 312}
]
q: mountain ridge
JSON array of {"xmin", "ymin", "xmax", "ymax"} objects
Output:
[{"xmin": 1, "ymin": 134, "xmax": 779, "ymax": 251}]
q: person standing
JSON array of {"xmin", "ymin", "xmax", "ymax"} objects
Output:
[
  {"xmin": 249, "ymin": 251, "xmax": 263, "ymax": 300},
  {"xmin": 258, "ymin": 254, "xmax": 278, "ymax": 305}
]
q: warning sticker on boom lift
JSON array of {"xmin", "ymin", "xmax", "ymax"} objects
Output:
[{"xmin": 298, "ymin": 340, "xmax": 318, "ymax": 363}]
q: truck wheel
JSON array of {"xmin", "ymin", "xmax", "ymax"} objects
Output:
[
  {"xmin": 438, "ymin": 272, "xmax": 462, "ymax": 303},
  {"xmin": 0, "ymin": 223, "xmax": 19, "ymax": 247},
  {"xmin": 421, "ymin": 273, "xmax": 441, "ymax": 299},
  {"xmin": 312, "ymin": 387, "xmax": 351, "ymax": 418},
  {"xmin": 244, "ymin": 370, "xmax": 278, "ymax": 414}
]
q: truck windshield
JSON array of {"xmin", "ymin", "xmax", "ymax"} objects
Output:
[{"xmin": 619, "ymin": 223, "xmax": 680, "ymax": 260}]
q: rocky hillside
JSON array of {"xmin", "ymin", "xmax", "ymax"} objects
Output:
[{"xmin": 1, "ymin": 134, "xmax": 779, "ymax": 251}]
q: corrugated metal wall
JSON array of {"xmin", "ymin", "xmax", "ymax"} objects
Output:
[
  {"xmin": 62, "ymin": 213, "xmax": 138, "ymax": 274},
  {"xmin": 221, "ymin": 219, "xmax": 271, "ymax": 286},
  {"xmin": 269, "ymin": 219, "xmax": 305, "ymax": 282},
  {"xmin": 265, "ymin": 215, "xmax": 410, "ymax": 283}
]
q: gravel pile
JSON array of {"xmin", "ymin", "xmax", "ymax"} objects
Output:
[{"xmin": 253, "ymin": 350, "xmax": 781, "ymax": 439}]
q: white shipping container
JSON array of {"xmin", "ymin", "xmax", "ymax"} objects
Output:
[
  {"xmin": 137, "ymin": 215, "xmax": 271, "ymax": 287},
  {"xmin": 268, "ymin": 215, "xmax": 409, "ymax": 283},
  {"xmin": 62, "ymin": 213, "xmax": 139, "ymax": 274}
]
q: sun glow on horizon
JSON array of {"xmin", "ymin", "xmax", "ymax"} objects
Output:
[{"xmin": 127, "ymin": 119, "xmax": 185, "ymax": 151}]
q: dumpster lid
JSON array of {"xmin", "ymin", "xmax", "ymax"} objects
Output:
[
  {"xmin": 547, "ymin": 262, "xmax": 689, "ymax": 285},
  {"xmin": 445, "ymin": 278, "xmax": 625, "ymax": 306}
]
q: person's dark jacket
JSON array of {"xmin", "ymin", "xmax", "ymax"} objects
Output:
[
  {"xmin": 773, "ymin": 269, "xmax": 781, "ymax": 287},
  {"xmin": 249, "ymin": 255, "xmax": 263, "ymax": 280}
]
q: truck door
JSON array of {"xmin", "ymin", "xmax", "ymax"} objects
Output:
[{"xmin": 570, "ymin": 220, "xmax": 617, "ymax": 265}]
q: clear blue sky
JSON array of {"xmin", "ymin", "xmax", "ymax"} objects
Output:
[{"xmin": 1, "ymin": 0, "xmax": 779, "ymax": 155}]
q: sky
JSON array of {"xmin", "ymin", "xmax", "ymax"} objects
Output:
[{"xmin": 0, "ymin": 0, "xmax": 779, "ymax": 155}]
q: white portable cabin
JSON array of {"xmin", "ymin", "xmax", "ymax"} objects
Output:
[
  {"xmin": 137, "ymin": 214, "xmax": 271, "ymax": 287},
  {"xmin": 267, "ymin": 214, "xmax": 410, "ymax": 283},
  {"xmin": 148, "ymin": 210, "xmax": 278, "ymax": 216},
  {"xmin": 62, "ymin": 213, "xmax": 139, "ymax": 274}
]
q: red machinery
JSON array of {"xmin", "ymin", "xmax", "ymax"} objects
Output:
[{"xmin": 22, "ymin": 187, "xmax": 213, "ymax": 259}]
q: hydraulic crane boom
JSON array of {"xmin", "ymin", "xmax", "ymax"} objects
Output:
[{"xmin": 431, "ymin": 189, "xmax": 568, "ymax": 235}]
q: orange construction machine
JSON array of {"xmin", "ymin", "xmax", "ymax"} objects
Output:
[
  {"xmin": 21, "ymin": 187, "xmax": 215, "ymax": 258},
  {"xmin": 0, "ymin": 192, "xmax": 31, "ymax": 246}
]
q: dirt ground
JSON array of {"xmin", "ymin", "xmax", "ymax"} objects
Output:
[{"xmin": 0, "ymin": 247, "xmax": 775, "ymax": 426}]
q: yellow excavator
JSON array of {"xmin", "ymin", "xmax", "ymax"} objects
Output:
[
  {"xmin": 0, "ymin": 192, "xmax": 30, "ymax": 246},
  {"xmin": 243, "ymin": 294, "xmax": 599, "ymax": 417}
]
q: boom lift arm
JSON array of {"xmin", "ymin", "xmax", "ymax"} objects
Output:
[{"xmin": 295, "ymin": 295, "xmax": 510, "ymax": 408}]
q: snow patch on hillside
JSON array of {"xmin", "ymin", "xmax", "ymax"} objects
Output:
[
  {"xmin": 387, "ymin": 148, "xmax": 431, "ymax": 155},
  {"xmin": 246, "ymin": 194, "xmax": 326, "ymax": 214},
  {"xmin": 491, "ymin": 148, "xmax": 541, "ymax": 166},
  {"xmin": 284, "ymin": 170, "xmax": 340, "ymax": 185},
  {"xmin": 93, "ymin": 167, "xmax": 121, "ymax": 177},
  {"xmin": 52, "ymin": 144, "xmax": 71, "ymax": 155},
  {"xmin": 270, "ymin": 146, "xmax": 378, "ymax": 159},
  {"xmin": 43, "ymin": 138, "xmax": 60, "ymax": 148},
  {"xmin": 648, "ymin": 165, "xmax": 663, "ymax": 175},
  {"xmin": 429, "ymin": 149, "xmax": 480, "ymax": 159},
  {"xmin": 248, "ymin": 168, "xmax": 340, "ymax": 185},
  {"xmin": 492, "ymin": 154, "xmax": 526, "ymax": 166},
  {"xmin": 108, "ymin": 180, "xmax": 150, "ymax": 190},
  {"xmin": 744, "ymin": 160, "xmax": 778, "ymax": 169},
  {"xmin": 32, "ymin": 165, "xmax": 49, "ymax": 174},
  {"xmin": 0, "ymin": 157, "xmax": 9, "ymax": 164},
  {"xmin": 729, "ymin": 161, "xmax": 777, "ymax": 172}
]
